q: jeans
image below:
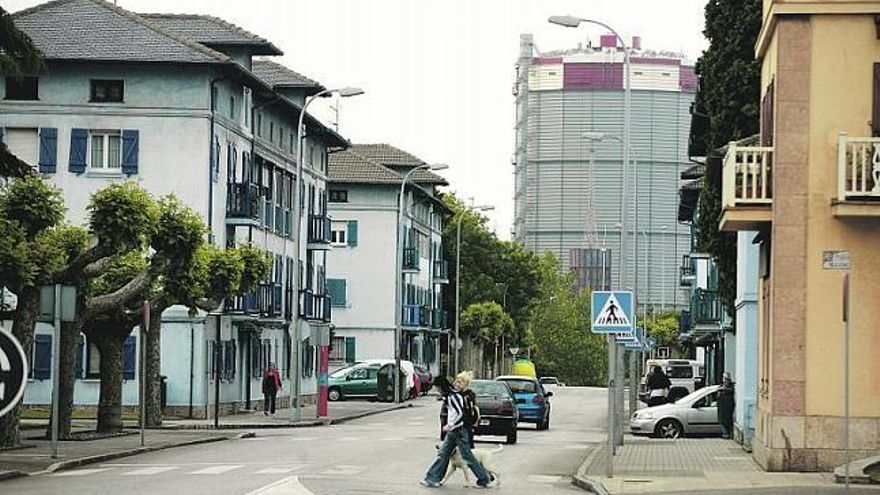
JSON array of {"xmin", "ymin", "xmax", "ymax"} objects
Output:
[
  {"xmin": 264, "ymin": 392, "xmax": 276, "ymax": 414},
  {"xmin": 424, "ymin": 428, "xmax": 490, "ymax": 486}
]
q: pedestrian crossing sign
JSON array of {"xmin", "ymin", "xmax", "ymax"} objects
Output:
[{"xmin": 591, "ymin": 291, "xmax": 634, "ymax": 334}]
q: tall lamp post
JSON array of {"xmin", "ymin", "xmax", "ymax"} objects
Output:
[
  {"xmin": 395, "ymin": 163, "xmax": 449, "ymax": 404},
  {"xmin": 454, "ymin": 204, "xmax": 494, "ymax": 375},
  {"xmin": 290, "ymin": 86, "xmax": 363, "ymax": 424}
]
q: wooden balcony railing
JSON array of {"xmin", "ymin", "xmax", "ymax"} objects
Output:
[
  {"xmin": 837, "ymin": 133, "xmax": 880, "ymax": 200},
  {"xmin": 722, "ymin": 144, "xmax": 774, "ymax": 208}
]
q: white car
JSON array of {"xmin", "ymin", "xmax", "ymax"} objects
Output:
[
  {"xmin": 630, "ymin": 385, "xmax": 722, "ymax": 439},
  {"xmin": 539, "ymin": 376, "xmax": 563, "ymax": 388}
]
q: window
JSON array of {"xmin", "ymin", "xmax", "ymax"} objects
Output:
[
  {"xmin": 289, "ymin": 133, "xmax": 296, "ymax": 154},
  {"xmin": 5, "ymin": 76, "xmax": 38, "ymax": 100},
  {"xmin": 228, "ymin": 96, "xmax": 236, "ymax": 120},
  {"xmin": 256, "ymin": 112, "xmax": 263, "ymax": 137},
  {"xmin": 86, "ymin": 341, "xmax": 101, "ymax": 378},
  {"xmin": 330, "ymin": 336, "xmax": 346, "ymax": 361},
  {"xmin": 90, "ymin": 79, "xmax": 124, "ymax": 103},
  {"xmin": 89, "ymin": 131, "xmax": 122, "ymax": 171},
  {"xmin": 269, "ymin": 121, "xmax": 274, "ymax": 142},
  {"xmin": 329, "ymin": 189, "xmax": 348, "ymax": 203},
  {"xmin": 31, "ymin": 334, "xmax": 52, "ymax": 380},
  {"xmin": 330, "ymin": 223, "xmax": 347, "ymax": 246}
]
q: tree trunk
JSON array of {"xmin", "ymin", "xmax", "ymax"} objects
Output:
[
  {"xmin": 0, "ymin": 287, "xmax": 38, "ymax": 448},
  {"xmin": 143, "ymin": 304, "xmax": 164, "ymax": 427},
  {"xmin": 53, "ymin": 320, "xmax": 79, "ymax": 439},
  {"xmin": 92, "ymin": 332, "xmax": 125, "ymax": 433}
]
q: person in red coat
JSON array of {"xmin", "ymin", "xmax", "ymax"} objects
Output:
[{"xmin": 262, "ymin": 363, "xmax": 282, "ymax": 415}]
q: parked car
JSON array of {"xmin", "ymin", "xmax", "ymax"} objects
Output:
[
  {"xmin": 439, "ymin": 380, "xmax": 519, "ymax": 444},
  {"xmin": 413, "ymin": 365, "xmax": 432, "ymax": 396},
  {"xmin": 495, "ymin": 375, "xmax": 551, "ymax": 430},
  {"xmin": 539, "ymin": 376, "xmax": 563, "ymax": 388},
  {"xmin": 361, "ymin": 358, "xmax": 417, "ymax": 398},
  {"xmin": 630, "ymin": 385, "xmax": 722, "ymax": 438},
  {"xmin": 328, "ymin": 363, "xmax": 381, "ymax": 401},
  {"xmin": 639, "ymin": 359, "xmax": 705, "ymax": 403}
]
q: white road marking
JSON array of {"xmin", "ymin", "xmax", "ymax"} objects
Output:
[
  {"xmin": 253, "ymin": 465, "xmax": 308, "ymax": 474},
  {"xmin": 187, "ymin": 465, "xmax": 242, "ymax": 475},
  {"xmin": 53, "ymin": 468, "xmax": 112, "ymax": 477},
  {"xmin": 320, "ymin": 464, "xmax": 366, "ymax": 476},
  {"xmin": 121, "ymin": 466, "xmax": 180, "ymax": 476},
  {"xmin": 287, "ymin": 436, "xmax": 320, "ymax": 442},
  {"xmin": 335, "ymin": 436, "xmax": 361, "ymax": 442},
  {"xmin": 245, "ymin": 475, "xmax": 315, "ymax": 495},
  {"xmin": 363, "ymin": 422, "xmax": 389, "ymax": 426},
  {"xmin": 527, "ymin": 475, "xmax": 565, "ymax": 483},
  {"xmin": 379, "ymin": 437, "xmax": 402, "ymax": 442}
]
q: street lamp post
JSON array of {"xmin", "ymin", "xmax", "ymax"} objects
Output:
[
  {"xmin": 290, "ymin": 87, "xmax": 363, "ymax": 424},
  {"xmin": 454, "ymin": 204, "xmax": 494, "ymax": 375},
  {"xmin": 395, "ymin": 163, "xmax": 449, "ymax": 404}
]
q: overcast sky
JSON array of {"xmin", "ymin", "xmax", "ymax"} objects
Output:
[{"xmin": 5, "ymin": 0, "xmax": 709, "ymax": 237}]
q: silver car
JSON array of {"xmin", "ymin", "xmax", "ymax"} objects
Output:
[{"xmin": 630, "ymin": 385, "xmax": 722, "ymax": 439}]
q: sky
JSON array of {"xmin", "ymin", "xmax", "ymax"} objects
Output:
[{"xmin": 4, "ymin": 0, "xmax": 709, "ymax": 238}]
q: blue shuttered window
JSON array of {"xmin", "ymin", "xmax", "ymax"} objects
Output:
[
  {"xmin": 32, "ymin": 334, "xmax": 52, "ymax": 380},
  {"xmin": 327, "ymin": 279, "xmax": 347, "ymax": 307},
  {"xmin": 122, "ymin": 335, "xmax": 136, "ymax": 380},
  {"xmin": 121, "ymin": 129, "xmax": 139, "ymax": 175},
  {"xmin": 69, "ymin": 128, "xmax": 88, "ymax": 173},
  {"xmin": 38, "ymin": 127, "xmax": 57, "ymax": 173},
  {"xmin": 347, "ymin": 220, "xmax": 358, "ymax": 247}
]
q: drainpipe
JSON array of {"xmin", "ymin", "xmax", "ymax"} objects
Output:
[{"xmin": 189, "ymin": 320, "xmax": 195, "ymax": 418}]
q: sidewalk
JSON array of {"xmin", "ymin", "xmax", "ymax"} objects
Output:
[{"xmin": 573, "ymin": 435, "xmax": 835, "ymax": 494}]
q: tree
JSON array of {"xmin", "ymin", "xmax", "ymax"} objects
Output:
[
  {"xmin": 643, "ymin": 312, "xmax": 681, "ymax": 347},
  {"xmin": 690, "ymin": 0, "xmax": 762, "ymax": 314},
  {"xmin": 460, "ymin": 301, "xmax": 514, "ymax": 377}
]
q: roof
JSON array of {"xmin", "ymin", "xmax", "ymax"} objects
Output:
[
  {"xmin": 139, "ymin": 13, "xmax": 282, "ymax": 55},
  {"xmin": 680, "ymin": 163, "xmax": 705, "ymax": 181},
  {"xmin": 251, "ymin": 59, "xmax": 324, "ymax": 90},
  {"xmin": 349, "ymin": 144, "xmax": 447, "ymax": 184},
  {"xmin": 328, "ymin": 149, "xmax": 405, "ymax": 184},
  {"xmin": 12, "ymin": 0, "xmax": 229, "ymax": 64}
]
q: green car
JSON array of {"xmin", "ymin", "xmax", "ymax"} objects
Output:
[{"xmin": 328, "ymin": 364, "xmax": 380, "ymax": 401}]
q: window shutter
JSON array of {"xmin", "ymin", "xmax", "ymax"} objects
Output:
[
  {"xmin": 122, "ymin": 335, "xmax": 136, "ymax": 380},
  {"xmin": 344, "ymin": 337, "xmax": 356, "ymax": 364},
  {"xmin": 38, "ymin": 127, "xmax": 57, "ymax": 173},
  {"xmin": 873, "ymin": 64, "xmax": 880, "ymax": 137},
  {"xmin": 327, "ymin": 279, "xmax": 347, "ymax": 306},
  {"xmin": 121, "ymin": 129, "xmax": 139, "ymax": 175},
  {"xmin": 347, "ymin": 220, "xmax": 358, "ymax": 247},
  {"xmin": 33, "ymin": 334, "xmax": 52, "ymax": 380},
  {"xmin": 69, "ymin": 128, "xmax": 88, "ymax": 173},
  {"xmin": 76, "ymin": 334, "xmax": 85, "ymax": 379}
]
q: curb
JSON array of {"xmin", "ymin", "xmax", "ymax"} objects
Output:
[
  {"xmin": 571, "ymin": 446, "xmax": 610, "ymax": 495},
  {"xmin": 329, "ymin": 403, "xmax": 413, "ymax": 425},
  {"xmin": 0, "ymin": 471, "xmax": 27, "ymax": 482},
  {"xmin": 40, "ymin": 435, "xmax": 229, "ymax": 474},
  {"xmin": 156, "ymin": 403, "xmax": 413, "ymax": 430}
]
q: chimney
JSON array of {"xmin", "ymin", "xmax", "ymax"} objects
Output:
[
  {"xmin": 600, "ymin": 34, "xmax": 617, "ymax": 48},
  {"xmin": 632, "ymin": 36, "xmax": 642, "ymax": 50}
]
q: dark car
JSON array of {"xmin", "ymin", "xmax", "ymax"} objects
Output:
[
  {"xmin": 413, "ymin": 365, "xmax": 432, "ymax": 396},
  {"xmin": 439, "ymin": 380, "xmax": 519, "ymax": 444},
  {"xmin": 496, "ymin": 375, "xmax": 552, "ymax": 430}
]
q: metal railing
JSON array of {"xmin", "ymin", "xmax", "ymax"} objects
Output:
[
  {"xmin": 402, "ymin": 304, "xmax": 428, "ymax": 327},
  {"xmin": 226, "ymin": 182, "xmax": 260, "ymax": 220},
  {"xmin": 298, "ymin": 289, "xmax": 332, "ymax": 322},
  {"xmin": 431, "ymin": 308, "xmax": 448, "ymax": 329},
  {"xmin": 307, "ymin": 214, "xmax": 332, "ymax": 244},
  {"xmin": 722, "ymin": 144, "xmax": 774, "ymax": 208},
  {"xmin": 679, "ymin": 255, "xmax": 695, "ymax": 287},
  {"xmin": 224, "ymin": 282, "xmax": 282, "ymax": 318},
  {"xmin": 403, "ymin": 247, "xmax": 420, "ymax": 271},
  {"xmin": 433, "ymin": 260, "xmax": 449, "ymax": 281},
  {"xmin": 690, "ymin": 289, "xmax": 723, "ymax": 327},
  {"xmin": 837, "ymin": 133, "xmax": 880, "ymax": 200}
]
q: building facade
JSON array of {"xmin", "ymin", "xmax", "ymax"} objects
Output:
[
  {"xmin": 719, "ymin": 0, "xmax": 880, "ymax": 470},
  {"xmin": 2, "ymin": 0, "xmax": 346, "ymax": 418},
  {"xmin": 513, "ymin": 33, "xmax": 695, "ymax": 310},
  {"xmin": 326, "ymin": 145, "xmax": 449, "ymax": 375}
]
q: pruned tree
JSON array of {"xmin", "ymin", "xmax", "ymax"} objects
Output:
[{"xmin": 460, "ymin": 301, "xmax": 514, "ymax": 377}]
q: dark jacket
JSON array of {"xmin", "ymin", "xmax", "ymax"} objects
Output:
[
  {"xmin": 647, "ymin": 371, "xmax": 671, "ymax": 390},
  {"xmin": 262, "ymin": 370, "xmax": 281, "ymax": 394},
  {"xmin": 717, "ymin": 383, "xmax": 735, "ymax": 422}
]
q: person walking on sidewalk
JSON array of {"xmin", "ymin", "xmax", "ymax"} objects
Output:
[
  {"xmin": 646, "ymin": 365, "xmax": 671, "ymax": 407},
  {"xmin": 262, "ymin": 363, "xmax": 282, "ymax": 416},
  {"xmin": 423, "ymin": 372, "xmax": 495, "ymax": 488},
  {"xmin": 718, "ymin": 372, "xmax": 735, "ymax": 439}
]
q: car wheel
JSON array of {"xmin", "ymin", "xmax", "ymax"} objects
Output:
[
  {"xmin": 328, "ymin": 387, "xmax": 342, "ymax": 402},
  {"xmin": 507, "ymin": 427, "xmax": 518, "ymax": 444},
  {"xmin": 655, "ymin": 419, "xmax": 683, "ymax": 439}
]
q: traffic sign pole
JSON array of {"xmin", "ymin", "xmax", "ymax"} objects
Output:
[{"xmin": 606, "ymin": 334, "xmax": 615, "ymax": 478}]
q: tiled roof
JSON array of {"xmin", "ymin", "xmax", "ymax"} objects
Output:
[
  {"xmin": 12, "ymin": 0, "xmax": 229, "ymax": 64},
  {"xmin": 328, "ymin": 150, "xmax": 405, "ymax": 184},
  {"xmin": 251, "ymin": 59, "xmax": 324, "ymax": 90},
  {"xmin": 680, "ymin": 163, "xmax": 705, "ymax": 180},
  {"xmin": 139, "ymin": 13, "xmax": 282, "ymax": 55},
  {"xmin": 349, "ymin": 144, "xmax": 447, "ymax": 184}
]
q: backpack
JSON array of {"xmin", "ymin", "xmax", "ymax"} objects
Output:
[{"xmin": 463, "ymin": 390, "xmax": 481, "ymax": 427}]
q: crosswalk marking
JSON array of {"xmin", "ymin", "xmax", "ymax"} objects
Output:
[
  {"xmin": 253, "ymin": 465, "xmax": 307, "ymax": 475},
  {"xmin": 527, "ymin": 475, "xmax": 565, "ymax": 484},
  {"xmin": 335, "ymin": 436, "xmax": 361, "ymax": 442},
  {"xmin": 287, "ymin": 436, "xmax": 320, "ymax": 442},
  {"xmin": 121, "ymin": 466, "xmax": 180, "ymax": 476},
  {"xmin": 54, "ymin": 468, "xmax": 112, "ymax": 477},
  {"xmin": 188, "ymin": 465, "xmax": 242, "ymax": 475},
  {"xmin": 320, "ymin": 464, "xmax": 365, "ymax": 476}
]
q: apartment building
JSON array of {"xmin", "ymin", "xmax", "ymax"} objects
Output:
[{"xmin": 2, "ymin": 0, "xmax": 346, "ymax": 417}]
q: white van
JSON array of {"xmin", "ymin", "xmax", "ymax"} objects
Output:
[{"xmin": 640, "ymin": 359, "xmax": 705, "ymax": 403}]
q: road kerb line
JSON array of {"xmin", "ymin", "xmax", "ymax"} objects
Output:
[{"xmin": 245, "ymin": 475, "xmax": 315, "ymax": 495}]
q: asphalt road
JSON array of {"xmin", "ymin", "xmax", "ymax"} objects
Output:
[{"xmin": 2, "ymin": 386, "xmax": 608, "ymax": 495}]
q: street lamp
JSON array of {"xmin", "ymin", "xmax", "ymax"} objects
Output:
[
  {"xmin": 454, "ymin": 203, "xmax": 494, "ymax": 375},
  {"xmin": 394, "ymin": 162, "xmax": 449, "ymax": 404},
  {"xmin": 290, "ymin": 86, "xmax": 363, "ymax": 424}
]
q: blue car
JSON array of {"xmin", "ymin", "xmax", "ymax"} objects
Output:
[{"xmin": 495, "ymin": 375, "xmax": 552, "ymax": 430}]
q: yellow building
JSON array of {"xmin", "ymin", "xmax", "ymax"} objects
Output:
[{"xmin": 719, "ymin": 0, "xmax": 880, "ymax": 472}]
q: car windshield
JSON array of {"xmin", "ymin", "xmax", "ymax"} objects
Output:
[
  {"xmin": 674, "ymin": 387, "xmax": 716, "ymax": 405},
  {"xmin": 498, "ymin": 379, "xmax": 537, "ymax": 394},
  {"xmin": 540, "ymin": 378, "xmax": 558, "ymax": 384},
  {"xmin": 471, "ymin": 381, "xmax": 510, "ymax": 396},
  {"xmin": 330, "ymin": 367, "xmax": 354, "ymax": 378}
]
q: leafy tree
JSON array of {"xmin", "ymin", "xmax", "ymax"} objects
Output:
[
  {"xmin": 690, "ymin": 0, "xmax": 762, "ymax": 314},
  {"xmin": 460, "ymin": 301, "xmax": 514, "ymax": 377},
  {"xmin": 643, "ymin": 312, "xmax": 681, "ymax": 347}
]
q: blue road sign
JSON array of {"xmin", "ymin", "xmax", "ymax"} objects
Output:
[
  {"xmin": 591, "ymin": 291, "xmax": 634, "ymax": 335},
  {"xmin": 0, "ymin": 326, "xmax": 28, "ymax": 418}
]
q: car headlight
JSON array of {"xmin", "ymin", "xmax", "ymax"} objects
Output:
[{"xmin": 634, "ymin": 411, "xmax": 653, "ymax": 420}]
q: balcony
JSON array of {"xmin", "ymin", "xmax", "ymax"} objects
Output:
[
  {"xmin": 224, "ymin": 282, "xmax": 282, "ymax": 319},
  {"xmin": 690, "ymin": 289, "xmax": 723, "ymax": 333},
  {"xmin": 307, "ymin": 214, "xmax": 332, "ymax": 250},
  {"xmin": 679, "ymin": 255, "xmax": 695, "ymax": 287},
  {"xmin": 402, "ymin": 247, "xmax": 420, "ymax": 272},
  {"xmin": 431, "ymin": 308, "xmax": 448, "ymax": 329},
  {"xmin": 402, "ymin": 304, "xmax": 428, "ymax": 327},
  {"xmin": 226, "ymin": 182, "xmax": 260, "ymax": 225},
  {"xmin": 719, "ymin": 143, "xmax": 774, "ymax": 231},
  {"xmin": 433, "ymin": 260, "xmax": 449, "ymax": 284},
  {"xmin": 298, "ymin": 289, "xmax": 333, "ymax": 323},
  {"xmin": 833, "ymin": 133, "xmax": 880, "ymax": 217}
]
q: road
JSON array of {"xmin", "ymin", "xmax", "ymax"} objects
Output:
[{"xmin": 2, "ymin": 386, "xmax": 608, "ymax": 495}]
